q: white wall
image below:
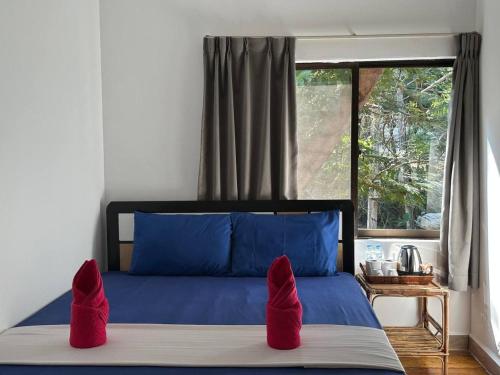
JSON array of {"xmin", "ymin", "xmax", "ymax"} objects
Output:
[
  {"xmin": 99, "ymin": 0, "xmax": 476, "ymax": 202},
  {"xmin": 100, "ymin": 0, "xmax": 476, "ymax": 336},
  {"xmin": 297, "ymin": 34, "xmax": 457, "ymax": 62},
  {"xmin": 472, "ymin": 0, "xmax": 500, "ymax": 365},
  {"xmin": 0, "ymin": 0, "xmax": 104, "ymax": 332}
]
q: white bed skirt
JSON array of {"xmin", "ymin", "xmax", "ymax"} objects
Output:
[{"xmin": 0, "ymin": 324, "xmax": 404, "ymax": 372}]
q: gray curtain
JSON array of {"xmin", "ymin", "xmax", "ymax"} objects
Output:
[
  {"xmin": 198, "ymin": 37, "xmax": 298, "ymax": 200},
  {"xmin": 440, "ymin": 33, "xmax": 481, "ymax": 291}
]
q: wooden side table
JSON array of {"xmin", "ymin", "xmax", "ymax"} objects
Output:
[{"xmin": 356, "ymin": 274, "xmax": 450, "ymax": 375}]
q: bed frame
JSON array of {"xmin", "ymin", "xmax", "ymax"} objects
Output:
[{"xmin": 106, "ymin": 200, "xmax": 355, "ymax": 274}]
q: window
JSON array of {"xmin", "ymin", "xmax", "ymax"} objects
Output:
[
  {"xmin": 296, "ymin": 68, "xmax": 352, "ymax": 199},
  {"xmin": 296, "ymin": 61, "xmax": 454, "ymax": 238}
]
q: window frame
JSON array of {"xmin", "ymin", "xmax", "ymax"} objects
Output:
[{"xmin": 296, "ymin": 59, "xmax": 455, "ymax": 239}]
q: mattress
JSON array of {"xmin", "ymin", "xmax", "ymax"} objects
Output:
[{"xmin": 1, "ymin": 272, "xmax": 402, "ymax": 375}]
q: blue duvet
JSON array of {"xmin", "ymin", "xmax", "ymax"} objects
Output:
[{"xmin": 1, "ymin": 272, "xmax": 402, "ymax": 375}]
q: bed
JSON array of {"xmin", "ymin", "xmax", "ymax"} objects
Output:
[{"xmin": 0, "ymin": 200, "xmax": 404, "ymax": 375}]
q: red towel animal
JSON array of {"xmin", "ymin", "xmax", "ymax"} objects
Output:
[
  {"xmin": 69, "ymin": 259, "xmax": 109, "ymax": 348},
  {"xmin": 266, "ymin": 255, "xmax": 303, "ymax": 350}
]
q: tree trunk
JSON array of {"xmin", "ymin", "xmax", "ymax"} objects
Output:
[{"xmin": 367, "ymin": 196, "xmax": 379, "ymax": 229}]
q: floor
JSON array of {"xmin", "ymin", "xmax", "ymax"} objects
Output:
[{"xmin": 402, "ymin": 352, "xmax": 488, "ymax": 375}]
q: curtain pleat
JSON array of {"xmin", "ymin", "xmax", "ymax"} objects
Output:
[
  {"xmin": 440, "ymin": 32, "xmax": 481, "ymax": 291},
  {"xmin": 198, "ymin": 37, "xmax": 298, "ymax": 200}
]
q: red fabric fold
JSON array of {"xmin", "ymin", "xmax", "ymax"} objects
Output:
[
  {"xmin": 69, "ymin": 259, "xmax": 109, "ymax": 348},
  {"xmin": 266, "ymin": 255, "xmax": 303, "ymax": 350}
]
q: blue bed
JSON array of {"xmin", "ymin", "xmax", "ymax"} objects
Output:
[{"xmin": 1, "ymin": 271, "xmax": 402, "ymax": 375}]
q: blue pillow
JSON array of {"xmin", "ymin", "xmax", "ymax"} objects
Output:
[
  {"xmin": 230, "ymin": 210, "xmax": 339, "ymax": 276},
  {"xmin": 130, "ymin": 212, "xmax": 231, "ymax": 276}
]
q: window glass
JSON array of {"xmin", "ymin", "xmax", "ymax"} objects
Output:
[
  {"xmin": 295, "ymin": 64, "xmax": 453, "ymax": 233},
  {"xmin": 357, "ymin": 67, "xmax": 452, "ymax": 230},
  {"xmin": 296, "ymin": 68, "xmax": 352, "ymax": 199}
]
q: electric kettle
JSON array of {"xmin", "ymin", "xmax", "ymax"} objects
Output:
[{"xmin": 397, "ymin": 245, "xmax": 422, "ymax": 274}]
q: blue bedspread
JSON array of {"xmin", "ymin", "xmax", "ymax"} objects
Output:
[{"xmin": 1, "ymin": 272, "xmax": 402, "ymax": 375}]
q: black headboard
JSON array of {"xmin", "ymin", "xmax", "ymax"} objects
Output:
[{"xmin": 106, "ymin": 200, "xmax": 355, "ymax": 274}]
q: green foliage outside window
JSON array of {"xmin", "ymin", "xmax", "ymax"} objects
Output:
[{"xmin": 296, "ymin": 65, "xmax": 452, "ymax": 230}]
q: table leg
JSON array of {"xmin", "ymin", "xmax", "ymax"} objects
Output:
[
  {"xmin": 422, "ymin": 296, "xmax": 428, "ymax": 329},
  {"xmin": 366, "ymin": 291, "xmax": 373, "ymax": 305},
  {"xmin": 417, "ymin": 297, "xmax": 425, "ymax": 327},
  {"xmin": 443, "ymin": 293, "xmax": 449, "ymax": 354}
]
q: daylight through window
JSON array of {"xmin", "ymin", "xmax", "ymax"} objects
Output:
[{"xmin": 296, "ymin": 62, "xmax": 453, "ymax": 235}]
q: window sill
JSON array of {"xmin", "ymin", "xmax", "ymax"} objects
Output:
[
  {"xmin": 357, "ymin": 229, "xmax": 439, "ymax": 240},
  {"xmin": 355, "ymin": 238, "xmax": 440, "ymax": 244}
]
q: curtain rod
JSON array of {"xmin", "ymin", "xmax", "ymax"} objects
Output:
[
  {"xmin": 205, "ymin": 33, "xmax": 459, "ymax": 40},
  {"xmin": 296, "ymin": 32, "xmax": 458, "ymax": 40}
]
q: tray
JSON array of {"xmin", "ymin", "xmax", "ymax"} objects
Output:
[{"xmin": 360, "ymin": 263, "xmax": 434, "ymax": 285}]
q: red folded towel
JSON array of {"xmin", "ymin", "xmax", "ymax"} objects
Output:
[
  {"xmin": 266, "ymin": 255, "xmax": 303, "ymax": 350},
  {"xmin": 69, "ymin": 259, "xmax": 109, "ymax": 348}
]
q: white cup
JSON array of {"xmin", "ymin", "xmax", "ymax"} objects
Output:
[
  {"xmin": 386, "ymin": 268, "xmax": 398, "ymax": 276},
  {"xmin": 366, "ymin": 260, "xmax": 381, "ymax": 274},
  {"xmin": 382, "ymin": 260, "xmax": 398, "ymax": 275},
  {"xmin": 370, "ymin": 269, "xmax": 384, "ymax": 276}
]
